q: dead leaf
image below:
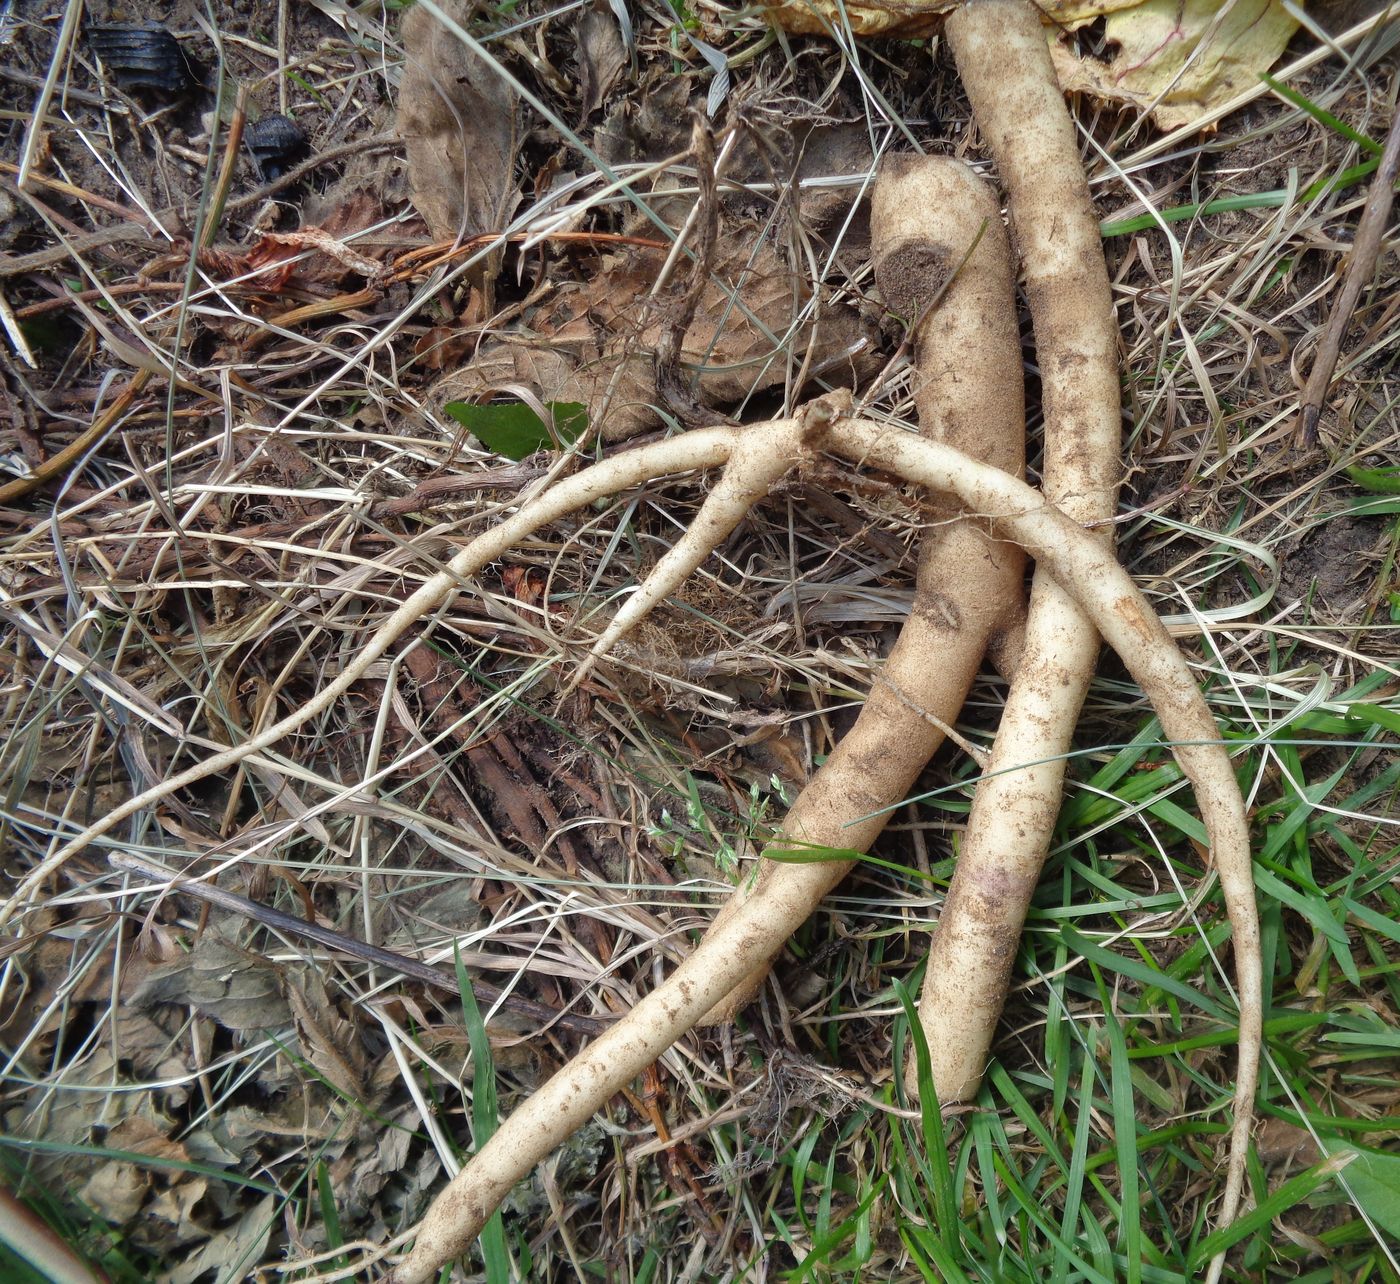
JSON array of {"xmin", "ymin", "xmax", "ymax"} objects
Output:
[
  {"xmin": 80, "ymin": 1117, "xmax": 189, "ymax": 1227},
  {"xmin": 112, "ymin": 1006, "xmax": 194, "ymax": 1103},
  {"xmin": 81, "ymin": 1158, "xmax": 148, "ymax": 1225},
  {"xmin": 764, "ymin": 0, "xmax": 1145, "ymax": 37},
  {"xmin": 578, "ymin": 2, "xmax": 628, "ymax": 119},
  {"xmin": 764, "ymin": 0, "xmax": 1299, "ymax": 128},
  {"xmin": 431, "ymin": 239, "xmax": 878, "ymax": 440},
  {"xmin": 1049, "ymin": 0, "xmax": 1300, "ymax": 129},
  {"xmin": 287, "ymin": 971, "xmax": 368, "ymax": 1103},
  {"xmin": 0, "ymin": 916, "xmax": 116, "ymax": 1069},
  {"xmin": 414, "ymin": 323, "xmax": 477, "ymax": 372},
  {"xmin": 129, "ymin": 932, "xmax": 291, "ymax": 1033},
  {"xmin": 158, "ymin": 1194, "xmax": 276, "ymax": 1284},
  {"xmin": 1256, "ymin": 1116, "xmax": 1326, "ymax": 1166},
  {"xmin": 245, "ymin": 228, "xmax": 385, "ymax": 285},
  {"xmin": 397, "ymin": 0, "xmax": 521, "ymax": 245},
  {"xmin": 764, "ymin": 0, "xmax": 955, "ymax": 36},
  {"xmin": 148, "ymin": 1175, "xmax": 209, "ymax": 1245}
]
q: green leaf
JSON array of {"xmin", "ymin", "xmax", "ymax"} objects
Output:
[
  {"xmin": 1341, "ymin": 701, "xmax": 1400, "ymax": 735},
  {"xmin": 763, "ymin": 841, "xmax": 867, "ymax": 865},
  {"xmin": 456, "ymin": 948, "xmax": 511, "ymax": 1283},
  {"xmin": 1329, "ymin": 1147, "xmax": 1400, "ymax": 1239},
  {"xmin": 1090, "ymin": 968, "xmax": 1140, "ymax": 1284},
  {"xmin": 316, "ymin": 1160, "xmax": 348, "ymax": 1272},
  {"xmin": 893, "ymin": 979, "xmax": 960, "ymax": 1256},
  {"xmin": 444, "ymin": 400, "xmax": 588, "ymax": 460},
  {"xmin": 1345, "ymin": 463, "xmax": 1400, "ymax": 495},
  {"xmin": 1261, "ymin": 74, "xmax": 1383, "ymax": 155}
]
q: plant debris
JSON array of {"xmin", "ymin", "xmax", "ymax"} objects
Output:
[{"xmin": 397, "ymin": 0, "xmax": 521, "ymax": 252}]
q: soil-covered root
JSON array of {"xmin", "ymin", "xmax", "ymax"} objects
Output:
[
  {"xmin": 916, "ymin": 0, "xmax": 1123, "ymax": 1102},
  {"xmin": 695, "ymin": 154, "xmax": 1027, "ymax": 1023},
  {"xmin": 381, "ymin": 410, "xmax": 1260, "ymax": 1284}
]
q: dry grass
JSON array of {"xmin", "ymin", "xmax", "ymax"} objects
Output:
[{"xmin": 2, "ymin": 1, "xmax": 1399, "ymax": 1281}]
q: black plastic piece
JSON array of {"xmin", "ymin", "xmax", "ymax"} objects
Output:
[{"xmin": 87, "ymin": 22, "xmax": 195, "ymax": 94}]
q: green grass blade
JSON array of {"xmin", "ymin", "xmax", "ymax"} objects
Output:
[
  {"xmin": 1260, "ymin": 73, "xmax": 1383, "ymax": 154},
  {"xmin": 456, "ymin": 947, "xmax": 511, "ymax": 1284},
  {"xmin": 1092, "ymin": 967, "xmax": 1142, "ymax": 1284},
  {"xmin": 1061, "ymin": 928, "xmax": 1227, "ymax": 1021},
  {"xmin": 1188, "ymin": 1152, "xmax": 1356, "ymax": 1270},
  {"xmin": 893, "ymin": 978, "xmax": 960, "ymax": 1255},
  {"xmin": 315, "ymin": 1160, "xmax": 348, "ymax": 1272}
]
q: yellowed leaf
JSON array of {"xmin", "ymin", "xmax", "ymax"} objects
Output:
[
  {"xmin": 1049, "ymin": 0, "xmax": 1301, "ymax": 129},
  {"xmin": 764, "ymin": 0, "xmax": 1300, "ymax": 129},
  {"xmin": 764, "ymin": 0, "xmax": 954, "ymax": 37},
  {"xmin": 764, "ymin": 0, "xmax": 1138, "ymax": 38}
]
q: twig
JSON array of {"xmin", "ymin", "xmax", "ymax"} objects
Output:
[
  {"xmin": 0, "ymin": 224, "xmax": 161, "ymax": 278},
  {"xmin": 200, "ymin": 84, "xmax": 249, "ymax": 250},
  {"xmin": 109, "ymin": 852, "xmax": 609, "ymax": 1037},
  {"xmin": 0, "ymin": 1185, "xmax": 110, "ymax": 1284},
  {"xmin": 1294, "ymin": 97, "xmax": 1400, "ymax": 445},
  {"xmin": 15, "ymin": 0, "xmax": 81, "ymax": 192},
  {"xmin": 0, "ymin": 369, "xmax": 152, "ymax": 506},
  {"xmin": 223, "ymin": 133, "xmax": 401, "ymax": 213}
]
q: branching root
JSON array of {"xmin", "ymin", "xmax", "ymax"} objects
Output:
[{"xmin": 378, "ymin": 412, "xmax": 1261, "ymax": 1284}]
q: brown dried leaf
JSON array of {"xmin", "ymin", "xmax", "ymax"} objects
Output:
[
  {"xmin": 1256, "ymin": 1116, "xmax": 1326, "ymax": 1167},
  {"xmin": 397, "ymin": 0, "xmax": 521, "ymax": 242},
  {"xmin": 158, "ymin": 1195, "xmax": 276, "ymax": 1284},
  {"xmin": 287, "ymin": 971, "xmax": 368, "ymax": 1103},
  {"xmin": 81, "ymin": 1159, "xmax": 148, "ymax": 1225},
  {"xmin": 80, "ymin": 1117, "xmax": 189, "ymax": 1227},
  {"xmin": 129, "ymin": 933, "xmax": 290, "ymax": 1033},
  {"xmin": 763, "ymin": 0, "xmax": 949, "ymax": 35},
  {"xmin": 578, "ymin": 2, "xmax": 628, "ymax": 119},
  {"xmin": 0, "ymin": 918, "xmax": 114, "ymax": 1068},
  {"xmin": 112, "ymin": 1006, "xmax": 194, "ymax": 1103},
  {"xmin": 432, "ymin": 240, "xmax": 878, "ymax": 440},
  {"xmin": 246, "ymin": 228, "xmax": 385, "ymax": 285},
  {"xmin": 764, "ymin": 0, "xmax": 1133, "ymax": 36}
]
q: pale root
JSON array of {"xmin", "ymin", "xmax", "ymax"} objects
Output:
[
  {"xmin": 917, "ymin": 0, "xmax": 1122, "ymax": 1101},
  {"xmin": 695, "ymin": 155, "xmax": 1027, "ymax": 1023},
  {"xmin": 382, "ymin": 412, "xmax": 1260, "ymax": 1284}
]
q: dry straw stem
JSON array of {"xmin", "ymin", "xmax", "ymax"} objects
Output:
[
  {"xmin": 379, "ymin": 409, "xmax": 1259, "ymax": 1283},
  {"xmin": 0, "ymin": 427, "xmax": 747, "ymax": 934},
  {"xmin": 695, "ymin": 154, "xmax": 1027, "ymax": 1023},
  {"xmin": 0, "ymin": 418, "xmax": 1257, "ymax": 1280},
  {"xmin": 0, "ymin": 403, "xmax": 1256, "ymax": 1279},
  {"xmin": 1294, "ymin": 98, "xmax": 1400, "ymax": 445},
  {"xmin": 916, "ymin": 0, "xmax": 1123, "ymax": 1101}
]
